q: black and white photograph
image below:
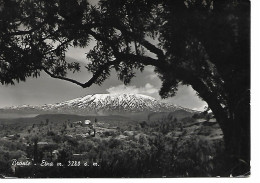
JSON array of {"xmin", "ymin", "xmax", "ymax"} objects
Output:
[{"xmin": 0, "ymin": 0, "xmax": 251, "ymax": 178}]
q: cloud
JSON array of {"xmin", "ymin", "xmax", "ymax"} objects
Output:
[
  {"xmin": 162, "ymin": 85, "xmax": 207, "ymax": 110},
  {"xmin": 192, "ymin": 105, "xmax": 208, "ymax": 112},
  {"xmin": 143, "ymin": 66, "xmax": 159, "ymax": 80},
  {"xmin": 106, "ymin": 83, "xmax": 159, "ymax": 95},
  {"xmin": 146, "ymin": 73, "xmax": 158, "ymax": 80}
]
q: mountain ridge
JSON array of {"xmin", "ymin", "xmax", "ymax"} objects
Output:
[{"xmin": 0, "ymin": 93, "xmax": 196, "ymax": 116}]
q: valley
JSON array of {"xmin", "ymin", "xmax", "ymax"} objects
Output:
[
  {"xmin": 0, "ymin": 112, "xmax": 224, "ymax": 178},
  {"xmin": 0, "ymin": 94, "xmax": 224, "ymax": 178}
]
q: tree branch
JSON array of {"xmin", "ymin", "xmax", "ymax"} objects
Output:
[
  {"xmin": 113, "ymin": 23, "xmax": 165, "ymax": 60},
  {"xmin": 89, "ymin": 30, "xmax": 163, "ymax": 68},
  {"xmin": 42, "ymin": 49, "xmax": 163, "ymax": 88},
  {"xmin": 116, "ymin": 52, "xmax": 164, "ymax": 69},
  {"xmin": 45, "ymin": 38, "xmax": 73, "ymax": 55},
  {"xmin": 4, "ymin": 21, "xmax": 47, "ymax": 37},
  {"xmin": 42, "ymin": 59, "xmax": 121, "ymax": 88},
  {"xmin": 43, "ymin": 68, "xmax": 88, "ymax": 87},
  {"xmin": 88, "ymin": 30, "xmax": 120, "ymax": 54}
]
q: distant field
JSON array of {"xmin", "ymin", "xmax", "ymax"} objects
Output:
[
  {"xmin": 0, "ymin": 113, "xmax": 39, "ymax": 119},
  {"xmin": 0, "ymin": 113, "xmax": 135, "ymax": 126},
  {"xmin": 0, "ymin": 109, "xmax": 194, "ymax": 126}
]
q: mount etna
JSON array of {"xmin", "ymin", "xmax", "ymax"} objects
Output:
[{"xmin": 0, "ymin": 93, "xmax": 197, "ymax": 120}]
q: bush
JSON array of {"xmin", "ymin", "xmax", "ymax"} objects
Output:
[
  {"xmin": 108, "ymin": 139, "xmax": 121, "ymax": 149},
  {"xmin": 47, "ymin": 131, "xmax": 55, "ymax": 136}
]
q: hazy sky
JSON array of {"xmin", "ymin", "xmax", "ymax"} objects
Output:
[{"xmin": 0, "ymin": 46, "xmax": 207, "ymax": 110}]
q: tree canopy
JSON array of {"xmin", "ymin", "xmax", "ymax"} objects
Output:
[{"xmin": 0, "ymin": 0, "xmax": 250, "ymax": 176}]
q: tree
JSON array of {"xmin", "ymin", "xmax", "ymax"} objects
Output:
[
  {"xmin": 0, "ymin": 0, "xmax": 250, "ymax": 176},
  {"xmin": 31, "ymin": 136, "xmax": 39, "ymax": 163}
]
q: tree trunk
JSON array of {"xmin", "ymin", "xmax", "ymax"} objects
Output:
[
  {"xmin": 212, "ymin": 101, "xmax": 250, "ymax": 177},
  {"xmin": 187, "ymin": 76, "xmax": 250, "ymax": 176}
]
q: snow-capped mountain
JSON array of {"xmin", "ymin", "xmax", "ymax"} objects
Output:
[{"xmin": 0, "ymin": 93, "xmax": 195, "ymax": 115}]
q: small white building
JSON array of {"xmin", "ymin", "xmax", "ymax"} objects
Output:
[{"xmin": 84, "ymin": 120, "xmax": 91, "ymax": 125}]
